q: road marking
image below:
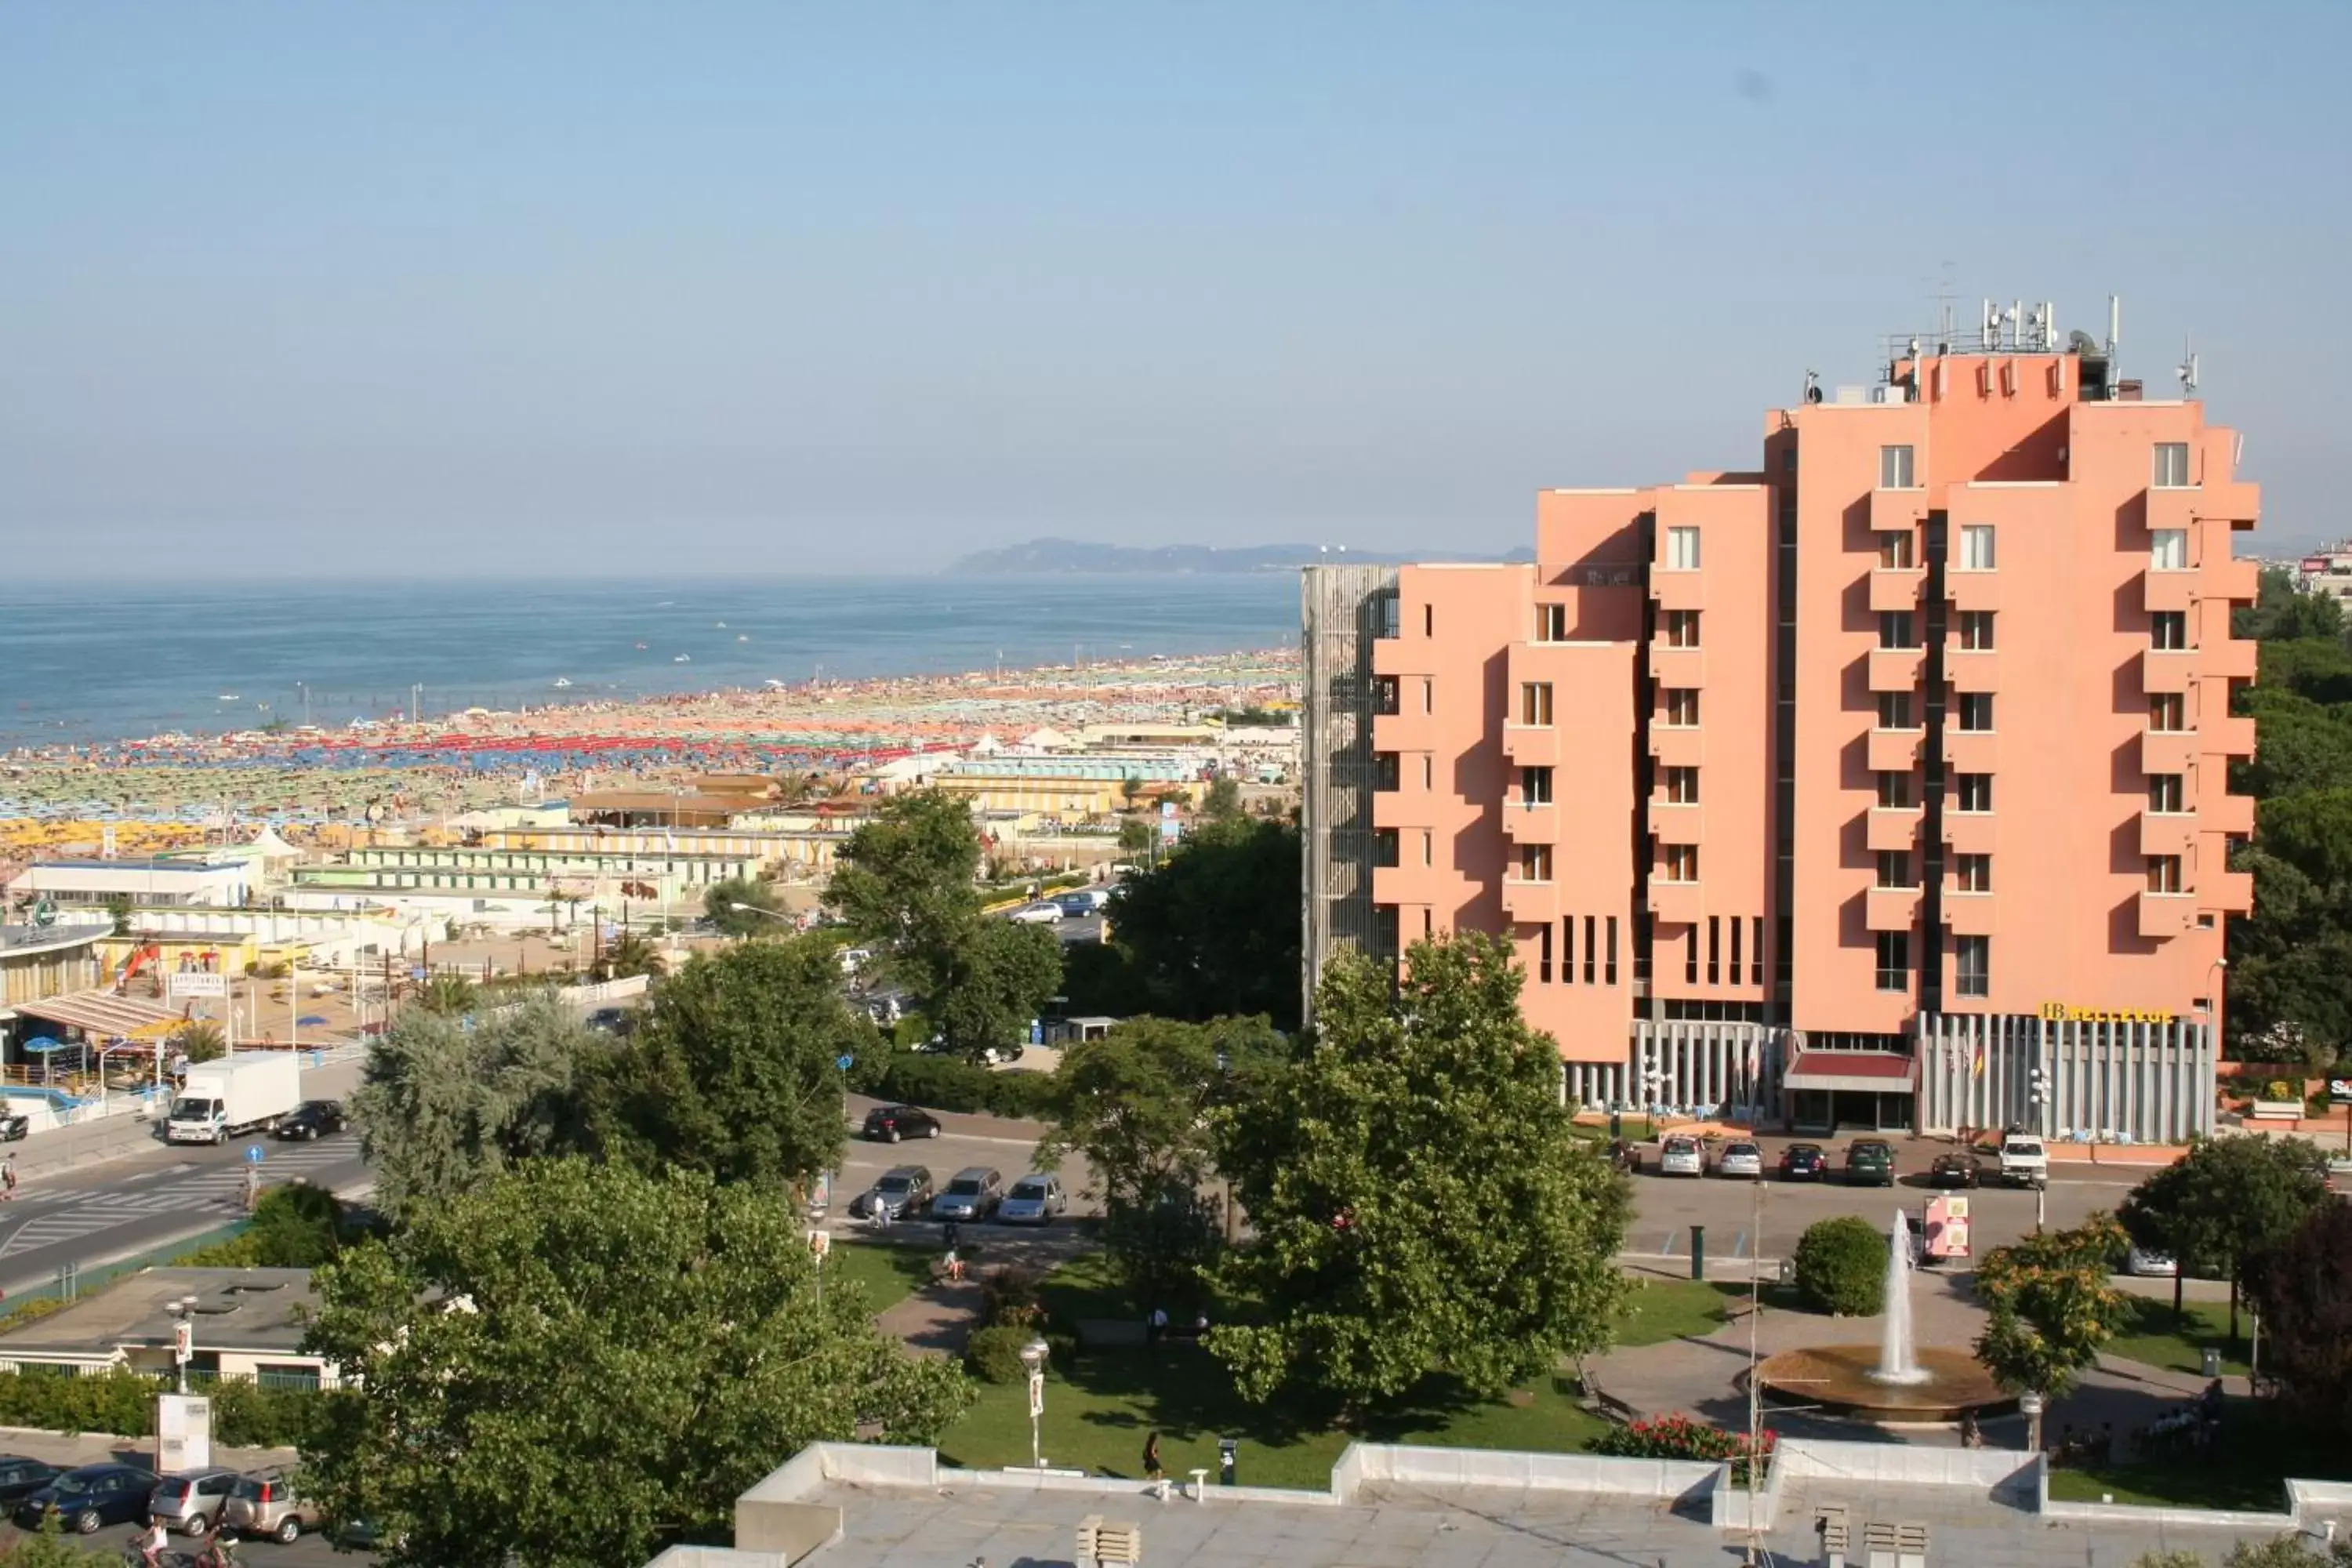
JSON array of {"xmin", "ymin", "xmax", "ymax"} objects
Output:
[{"xmin": 1730, "ymin": 1229, "xmax": 1749, "ymax": 1258}]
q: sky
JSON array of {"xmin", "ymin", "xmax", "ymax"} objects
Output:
[{"xmin": 4, "ymin": 2, "xmax": 2347, "ymax": 578}]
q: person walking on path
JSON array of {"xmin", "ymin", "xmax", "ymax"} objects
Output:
[
  {"xmin": 1143, "ymin": 1432, "xmax": 1163, "ymax": 1481},
  {"xmin": 2, "ymin": 1156, "xmax": 16, "ymax": 1203},
  {"xmin": 1146, "ymin": 1305, "xmax": 1168, "ymax": 1348}
]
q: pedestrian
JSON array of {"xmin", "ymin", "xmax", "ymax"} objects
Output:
[
  {"xmin": 942, "ymin": 1220, "xmax": 961, "ymax": 1254},
  {"xmin": 1, "ymin": 1156, "xmax": 16, "ymax": 1203},
  {"xmin": 1146, "ymin": 1305, "xmax": 1168, "ymax": 1348},
  {"xmin": 1143, "ymin": 1431, "xmax": 1163, "ymax": 1481}
]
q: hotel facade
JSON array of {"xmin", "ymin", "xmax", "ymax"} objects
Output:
[{"xmin": 1304, "ymin": 307, "xmax": 2258, "ymax": 1140}]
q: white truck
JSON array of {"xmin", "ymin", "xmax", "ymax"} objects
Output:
[
  {"xmin": 1998, "ymin": 1132, "xmax": 2050, "ymax": 1189},
  {"xmin": 165, "ymin": 1053, "xmax": 302, "ymax": 1145}
]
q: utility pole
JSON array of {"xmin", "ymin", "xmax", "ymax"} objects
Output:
[{"xmin": 1744, "ymin": 1173, "xmax": 1766, "ymax": 1566}]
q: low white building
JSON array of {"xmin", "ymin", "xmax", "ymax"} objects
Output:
[{"xmin": 16, "ymin": 855, "xmax": 252, "ymax": 909}]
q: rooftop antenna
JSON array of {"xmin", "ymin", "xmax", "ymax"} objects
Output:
[
  {"xmin": 1802, "ymin": 368, "xmax": 1822, "ymax": 405},
  {"xmin": 2177, "ymin": 336, "xmax": 2199, "ymax": 396},
  {"xmin": 2106, "ymin": 296, "xmax": 2122, "ymax": 397},
  {"xmin": 1981, "ymin": 299, "xmax": 2000, "ymax": 351}
]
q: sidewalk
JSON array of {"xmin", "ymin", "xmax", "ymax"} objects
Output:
[{"xmin": 0, "ymin": 1423, "xmax": 294, "ymax": 1473}]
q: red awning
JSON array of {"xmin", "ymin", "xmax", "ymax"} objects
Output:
[{"xmin": 1784, "ymin": 1050, "xmax": 1918, "ymax": 1094}]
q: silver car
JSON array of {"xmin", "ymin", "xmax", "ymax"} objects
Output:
[
  {"xmin": 1657, "ymin": 1137, "xmax": 1704, "ymax": 1178},
  {"xmin": 221, "ymin": 1469, "xmax": 322, "ymax": 1544},
  {"xmin": 148, "ymin": 1468, "xmax": 240, "ymax": 1537},
  {"xmin": 1715, "ymin": 1141, "xmax": 1764, "ymax": 1180},
  {"xmin": 996, "ymin": 1174, "xmax": 1068, "ymax": 1225},
  {"xmin": 931, "ymin": 1167, "xmax": 1004, "ymax": 1222}
]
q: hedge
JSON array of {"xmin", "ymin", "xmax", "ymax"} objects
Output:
[
  {"xmin": 0, "ymin": 1370, "xmax": 328, "ymax": 1448},
  {"xmin": 854, "ymin": 1051, "xmax": 1057, "ymax": 1120}
]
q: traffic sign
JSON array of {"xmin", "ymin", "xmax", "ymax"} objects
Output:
[
  {"xmin": 244, "ymin": 1145, "xmax": 263, "ymax": 1166},
  {"xmin": 836, "ymin": 1054, "xmax": 855, "ymax": 1072}
]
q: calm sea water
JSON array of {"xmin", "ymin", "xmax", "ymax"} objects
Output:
[{"xmin": 0, "ymin": 575, "xmax": 1301, "ymax": 749}]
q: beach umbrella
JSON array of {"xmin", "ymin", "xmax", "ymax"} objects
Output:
[
  {"xmin": 297, "ymin": 1014, "xmax": 330, "ymax": 1026},
  {"xmin": 21, "ymin": 1036, "xmax": 64, "ymax": 1053}
]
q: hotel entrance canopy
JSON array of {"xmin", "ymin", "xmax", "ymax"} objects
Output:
[{"xmin": 1782, "ymin": 1050, "xmax": 1919, "ymax": 1094}]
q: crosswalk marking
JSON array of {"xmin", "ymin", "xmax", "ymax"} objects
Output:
[{"xmin": 0, "ymin": 1140, "xmax": 365, "ymax": 1261}]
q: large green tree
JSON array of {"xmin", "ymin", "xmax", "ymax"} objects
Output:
[
  {"xmin": 702, "ymin": 876, "xmax": 785, "ymax": 938},
  {"xmin": 2120, "ymin": 1134, "xmax": 2331, "ymax": 1338},
  {"xmin": 2244, "ymin": 1200, "xmax": 2352, "ymax": 1432},
  {"xmin": 594, "ymin": 938, "xmax": 862, "ymax": 1192},
  {"xmin": 1973, "ymin": 1214, "xmax": 2132, "ymax": 1417},
  {"xmin": 299, "ymin": 1159, "xmax": 970, "ymax": 1568},
  {"xmin": 350, "ymin": 992, "xmax": 607, "ymax": 1220},
  {"xmin": 1091, "ymin": 816, "xmax": 1303, "ymax": 1031},
  {"xmin": 1207, "ymin": 934, "xmax": 1628, "ymax": 1409}
]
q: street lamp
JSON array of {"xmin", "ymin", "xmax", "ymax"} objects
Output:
[
  {"xmin": 2019, "ymin": 1390, "xmax": 2045, "ymax": 1457},
  {"xmin": 1018, "ymin": 1337, "xmax": 1051, "ymax": 1469},
  {"xmin": 164, "ymin": 1295, "xmax": 199, "ymax": 1395}
]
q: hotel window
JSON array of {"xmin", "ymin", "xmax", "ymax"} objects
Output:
[
  {"xmin": 1956, "ymin": 852, "xmax": 1991, "ymax": 892},
  {"xmin": 1519, "ymin": 681, "xmax": 1554, "ymax": 726},
  {"xmin": 1562, "ymin": 916, "xmax": 1575, "ymax": 982},
  {"xmin": 1423, "ymin": 603, "xmax": 1434, "ymax": 637},
  {"xmin": 1606, "ymin": 916, "xmax": 1619, "ymax": 985},
  {"xmin": 2146, "ymin": 854, "xmax": 2184, "ymax": 894},
  {"xmin": 1664, "ymin": 609, "xmax": 1701, "ymax": 648},
  {"xmin": 1537, "ymin": 923, "xmax": 1552, "ymax": 983},
  {"xmin": 1664, "ymin": 765, "xmax": 1700, "ymax": 804},
  {"xmin": 1665, "ymin": 526, "xmax": 1702, "ymax": 571},
  {"xmin": 1875, "ymin": 691, "xmax": 1915, "ymax": 730},
  {"xmin": 1875, "ymin": 770, "xmax": 1913, "ymax": 809},
  {"xmin": 1584, "ymin": 915, "xmax": 1598, "ymax": 984},
  {"xmin": 1518, "ymin": 844, "xmax": 1552, "ymax": 883},
  {"xmin": 2151, "ymin": 528, "xmax": 2189, "ymax": 571},
  {"xmin": 1707, "ymin": 916, "xmax": 1720, "ymax": 985},
  {"xmin": 1875, "ymin": 850, "xmax": 1915, "ymax": 889},
  {"xmin": 1374, "ymin": 753, "xmax": 1400, "ymax": 792},
  {"xmin": 2149, "ymin": 692, "xmax": 2187, "ymax": 733},
  {"xmin": 1957, "ymin": 693, "xmax": 1994, "ymax": 732},
  {"xmin": 1958, "ymin": 611, "xmax": 1996, "ymax": 651},
  {"xmin": 1877, "ymin": 530, "xmax": 1916, "ymax": 569},
  {"xmin": 1958, "ymin": 524, "xmax": 1997, "ymax": 572},
  {"xmin": 1955, "ymin": 935, "xmax": 1991, "ymax": 998},
  {"xmin": 1373, "ymin": 676, "xmax": 1399, "ymax": 716},
  {"xmin": 1878, "ymin": 444, "xmax": 1917, "ymax": 489},
  {"xmin": 2148, "ymin": 773, "xmax": 2185, "ymax": 814},
  {"xmin": 1419, "ymin": 754, "xmax": 1433, "ymax": 790},
  {"xmin": 1956, "ymin": 772, "xmax": 1994, "ymax": 812},
  {"xmin": 2153, "ymin": 441, "xmax": 2191, "ymax": 488},
  {"xmin": 1534, "ymin": 603, "xmax": 1567, "ymax": 642},
  {"xmin": 1374, "ymin": 829, "xmax": 1399, "ymax": 868},
  {"xmin": 1420, "ymin": 677, "xmax": 1434, "ymax": 713},
  {"xmin": 1875, "ymin": 931, "xmax": 1909, "ymax": 992},
  {"xmin": 2151, "ymin": 611, "xmax": 2188, "ymax": 651},
  {"xmin": 1664, "ymin": 688, "xmax": 1700, "ymax": 726},
  {"xmin": 1663, "ymin": 843, "xmax": 1699, "ymax": 883},
  {"xmin": 1520, "ymin": 766, "xmax": 1553, "ymax": 806},
  {"xmin": 1878, "ymin": 611, "xmax": 1918, "ymax": 650}
]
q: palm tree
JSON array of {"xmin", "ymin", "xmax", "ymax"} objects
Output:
[
  {"xmin": 415, "ymin": 974, "xmax": 478, "ymax": 1018},
  {"xmin": 598, "ymin": 931, "xmax": 666, "ymax": 982},
  {"xmin": 176, "ymin": 1019, "xmax": 227, "ymax": 1065}
]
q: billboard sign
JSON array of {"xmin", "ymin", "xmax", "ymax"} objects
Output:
[
  {"xmin": 1923, "ymin": 1196, "xmax": 1971, "ymax": 1260},
  {"xmin": 156, "ymin": 1393, "xmax": 212, "ymax": 1472},
  {"xmin": 168, "ymin": 971, "xmax": 228, "ymax": 999}
]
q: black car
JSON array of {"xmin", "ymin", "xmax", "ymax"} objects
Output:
[
  {"xmin": 1777, "ymin": 1142, "xmax": 1828, "ymax": 1181},
  {"xmin": 15, "ymin": 1463, "xmax": 155, "ymax": 1534},
  {"xmin": 585, "ymin": 1007, "xmax": 636, "ymax": 1036},
  {"xmin": 0, "ymin": 1457, "xmax": 60, "ymax": 1505},
  {"xmin": 274, "ymin": 1099, "xmax": 347, "ymax": 1141},
  {"xmin": 1928, "ymin": 1152, "xmax": 1983, "ymax": 1189},
  {"xmin": 862, "ymin": 1105, "xmax": 942, "ymax": 1143}
]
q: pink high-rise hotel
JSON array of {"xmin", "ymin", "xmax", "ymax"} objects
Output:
[{"xmin": 1303, "ymin": 305, "xmax": 2257, "ymax": 1140}]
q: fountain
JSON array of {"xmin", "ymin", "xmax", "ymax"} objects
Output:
[{"xmin": 1752, "ymin": 1207, "xmax": 2007, "ymax": 1423}]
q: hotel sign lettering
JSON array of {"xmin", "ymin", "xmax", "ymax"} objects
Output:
[{"xmin": 2037, "ymin": 1003, "xmax": 2177, "ymax": 1025}]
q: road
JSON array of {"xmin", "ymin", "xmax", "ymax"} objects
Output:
[{"xmin": 829, "ymin": 1095, "xmax": 1098, "ymax": 1232}]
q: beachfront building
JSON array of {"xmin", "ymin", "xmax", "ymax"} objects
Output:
[
  {"xmin": 923, "ymin": 757, "xmax": 1203, "ymax": 819},
  {"xmin": 282, "ymin": 844, "xmax": 758, "ymax": 931},
  {"xmin": 1304, "ymin": 303, "xmax": 2259, "ymax": 1140},
  {"xmin": 15, "ymin": 854, "xmax": 253, "ymax": 909},
  {"xmin": 472, "ymin": 821, "xmax": 855, "ymax": 880},
  {"xmin": 0, "ymin": 920, "xmax": 110, "ymax": 1016}
]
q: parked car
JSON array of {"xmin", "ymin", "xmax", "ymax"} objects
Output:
[
  {"xmin": 148, "ymin": 1468, "xmax": 241, "ymax": 1537},
  {"xmin": 584, "ymin": 1007, "xmax": 636, "ymax": 1036},
  {"xmin": 997, "ymin": 1173, "xmax": 1069, "ymax": 1225},
  {"xmin": 1715, "ymin": 1142, "xmax": 1764, "ymax": 1180},
  {"xmin": 1927, "ymin": 1152, "xmax": 1983, "ymax": 1189},
  {"xmin": 931, "ymin": 1167, "xmax": 1004, "ymax": 1222},
  {"xmin": 1777, "ymin": 1142, "xmax": 1829, "ymax": 1181},
  {"xmin": 222, "ymin": 1468, "xmax": 322, "ymax": 1544},
  {"xmin": 0, "ymin": 1457, "xmax": 60, "ymax": 1506},
  {"xmin": 1657, "ymin": 1136, "xmax": 1704, "ymax": 1178},
  {"xmin": 274, "ymin": 1099, "xmax": 347, "ymax": 1141},
  {"xmin": 2127, "ymin": 1246, "xmax": 2180, "ymax": 1278},
  {"xmin": 1845, "ymin": 1140, "xmax": 1897, "ymax": 1187},
  {"xmin": 862, "ymin": 1166, "xmax": 935, "ymax": 1221},
  {"xmin": 1998, "ymin": 1134, "xmax": 2049, "ymax": 1189},
  {"xmin": 1007, "ymin": 902, "xmax": 1064, "ymax": 924},
  {"xmin": 861, "ymin": 1105, "xmax": 942, "ymax": 1143},
  {"xmin": 1054, "ymin": 889, "xmax": 1109, "ymax": 916},
  {"xmin": 15, "ymin": 1463, "xmax": 155, "ymax": 1534}
]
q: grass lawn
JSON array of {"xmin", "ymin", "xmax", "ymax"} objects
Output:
[
  {"xmin": 1613, "ymin": 1277, "xmax": 1808, "ymax": 1348},
  {"xmin": 822, "ymin": 1237, "xmax": 937, "ymax": 1312},
  {"xmin": 2103, "ymin": 1296, "xmax": 2252, "ymax": 1379},
  {"xmin": 2045, "ymin": 1399, "xmax": 2343, "ymax": 1510}
]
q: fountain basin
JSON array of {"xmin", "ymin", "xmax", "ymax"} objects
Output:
[{"xmin": 1754, "ymin": 1345, "xmax": 2012, "ymax": 1424}]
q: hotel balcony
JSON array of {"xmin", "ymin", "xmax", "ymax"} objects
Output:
[
  {"xmin": 1649, "ymin": 724, "xmax": 1704, "ymax": 768},
  {"xmin": 2140, "ymin": 811, "xmax": 2198, "ymax": 858},
  {"xmin": 2198, "ymin": 786, "xmax": 2256, "ymax": 838},
  {"xmin": 1369, "ymin": 787, "xmax": 1417, "ymax": 831},
  {"xmin": 1864, "ymin": 886, "xmax": 1922, "ymax": 933},
  {"xmin": 1865, "ymin": 806, "xmax": 1921, "ymax": 854},
  {"xmin": 1649, "ymin": 570, "xmax": 1704, "ymax": 612},
  {"xmin": 2140, "ymin": 648, "xmax": 2195, "ymax": 695},
  {"xmin": 1867, "ymin": 727, "xmax": 1923, "ymax": 773},
  {"xmin": 1867, "ymin": 648, "xmax": 1926, "ymax": 694},
  {"xmin": 2140, "ymin": 729, "xmax": 2198, "ymax": 777},
  {"xmin": 1647, "ymin": 878, "xmax": 1702, "ymax": 927},
  {"xmin": 1370, "ymin": 711, "xmax": 1432, "ymax": 754},
  {"xmin": 1947, "ymin": 572, "xmax": 1999, "ymax": 612},
  {"xmin": 1505, "ymin": 802, "xmax": 1559, "ymax": 843},
  {"xmin": 1947, "ymin": 649, "xmax": 1998, "ymax": 694},
  {"xmin": 1502, "ymin": 724, "xmax": 1560, "ymax": 767},
  {"xmin": 2196, "ymin": 480, "xmax": 2260, "ymax": 525},
  {"xmin": 1944, "ymin": 891, "xmax": 1997, "ymax": 935},
  {"xmin": 2205, "ymin": 637, "xmax": 2258, "ymax": 681},
  {"xmin": 1651, "ymin": 801, "xmax": 1703, "ymax": 845},
  {"xmin": 2147, "ymin": 488, "xmax": 2199, "ymax": 534},
  {"xmin": 1369, "ymin": 637, "xmax": 1422, "ymax": 678},
  {"xmin": 1944, "ymin": 811, "xmax": 1997, "ymax": 856},
  {"xmin": 1649, "ymin": 645, "xmax": 1704, "ymax": 688},
  {"xmin": 1370, "ymin": 865, "xmax": 1412, "ymax": 909},
  {"xmin": 2206, "ymin": 714, "xmax": 2257, "ymax": 758},
  {"xmin": 1869, "ymin": 567, "xmax": 1926, "ymax": 614},
  {"xmin": 2138, "ymin": 890, "xmax": 2198, "ymax": 941},
  {"xmin": 2212, "ymin": 557, "xmax": 2260, "ymax": 603},
  {"xmin": 2143, "ymin": 569, "xmax": 2197, "ymax": 615},
  {"xmin": 1942, "ymin": 729, "xmax": 1998, "ymax": 774},
  {"xmin": 1501, "ymin": 877, "xmax": 1559, "ymax": 923},
  {"xmin": 2201, "ymin": 868, "xmax": 2255, "ymax": 913},
  {"xmin": 1869, "ymin": 488, "xmax": 1927, "ymax": 532}
]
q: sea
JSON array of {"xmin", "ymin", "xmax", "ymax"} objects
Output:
[{"xmin": 0, "ymin": 575, "xmax": 1303, "ymax": 750}]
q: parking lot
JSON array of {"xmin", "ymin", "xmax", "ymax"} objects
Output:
[{"xmin": 829, "ymin": 1095, "xmax": 1098, "ymax": 1232}]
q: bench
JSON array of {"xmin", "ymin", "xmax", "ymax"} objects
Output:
[
  {"xmin": 2249, "ymin": 1101, "xmax": 2306, "ymax": 1122},
  {"xmin": 1579, "ymin": 1371, "xmax": 1638, "ymax": 1425}
]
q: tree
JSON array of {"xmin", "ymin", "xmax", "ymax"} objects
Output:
[
  {"xmin": 925, "ymin": 917, "xmax": 1063, "ymax": 1058},
  {"xmin": 594, "ymin": 939, "xmax": 860, "ymax": 1192},
  {"xmin": 350, "ymin": 992, "xmax": 608, "ymax": 1220},
  {"xmin": 1791, "ymin": 1215, "xmax": 1887, "ymax": 1316},
  {"xmin": 1120, "ymin": 775, "xmax": 1145, "ymax": 811},
  {"xmin": 299, "ymin": 1159, "xmax": 971, "ymax": 1568},
  {"xmin": 101, "ymin": 895, "xmax": 132, "ymax": 937},
  {"xmin": 176, "ymin": 1018, "xmax": 227, "ymax": 1065},
  {"xmin": 1098, "ymin": 817, "xmax": 1303, "ymax": 1030},
  {"xmin": 1208, "ymin": 934, "xmax": 1629, "ymax": 1410},
  {"xmin": 703, "ymin": 877, "xmax": 784, "ymax": 938},
  {"xmin": 1974, "ymin": 1214, "xmax": 2132, "ymax": 1414},
  {"xmin": 1116, "ymin": 816, "xmax": 1155, "ymax": 858},
  {"xmin": 414, "ymin": 972, "xmax": 478, "ymax": 1017},
  {"xmin": 2234, "ymin": 567, "xmax": 2347, "ymax": 645},
  {"xmin": 595, "ymin": 930, "xmax": 666, "ymax": 982},
  {"xmin": 2244, "ymin": 1200, "xmax": 2352, "ymax": 1430},
  {"xmin": 1041, "ymin": 1015, "xmax": 1284, "ymax": 1305},
  {"xmin": 1202, "ymin": 775, "xmax": 1243, "ymax": 821},
  {"xmin": 2119, "ymin": 1134, "xmax": 2331, "ymax": 1337},
  {"xmin": 0, "ymin": 1513, "xmax": 105, "ymax": 1566}
]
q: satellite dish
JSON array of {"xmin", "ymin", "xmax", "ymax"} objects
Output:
[{"xmin": 2068, "ymin": 329, "xmax": 2099, "ymax": 354}]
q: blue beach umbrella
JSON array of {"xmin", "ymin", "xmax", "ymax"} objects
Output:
[{"xmin": 297, "ymin": 1014, "xmax": 330, "ymax": 1027}]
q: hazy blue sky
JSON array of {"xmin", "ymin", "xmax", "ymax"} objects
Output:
[{"xmin": 5, "ymin": 2, "xmax": 2344, "ymax": 577}]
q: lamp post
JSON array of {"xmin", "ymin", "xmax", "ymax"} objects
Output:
[
  {"xmin": 2019, "ymin": 1390, "xmax": 2045, "ymax": 1457},
  {"xmin": 165, "ymin": 1296, "xmax": 198, "ymax": 1395},
  {"xmin": 1018, "ymin": 1337, "xmax": 1050, "ymax": 1470}
]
